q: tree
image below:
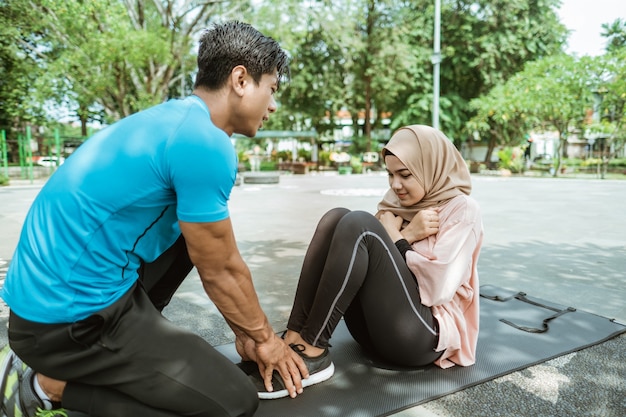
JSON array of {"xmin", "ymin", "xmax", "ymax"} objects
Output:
[
  {"xmin": 0, "ymin": 1, "xmax": 50, "ymax": 130},
  {"xmin": 248, "ymin": 0, "xmax": 353, "ymax": 137},
  {"xmin": 474, "ymin": 54, "xmax": 595, "ymax": 176},
  {"xmin": 0, "ymin": 0, "xmax": 56, "ymax": 163},
  {"xmin": 0, "ymin": 0, "xmax": 575, "ymax": 152},
  {"xmin": 468, "ymin": 83, "xmax": 534, "ymax": 165},
  {"xmin": 36, "ymin": 0, "xmax": 244, "ymax": 124},
  {"xmin": 397, "ymin": 0, "xmax": 568, "ymax": 143},
  {"xmin": 595, "ymin": 19, "xmax": 626, "ymax": 162},
  {"xmin": 251, "ymin": 0, "xmax": 418, "ymax": 153},
  {"xmin": 350, "ymin": 0, "xmax": 418, "ymax": 150},
  {"xmin": 587, "ymin": 50, "xmax": 626, "ymax": 173},
  {"xmin": 601, "ymin": 18, "xmax": 626, "ymax": 53},
  {"xmin": 2, "ymin": 0, "xmax": 248, "ymax": 136},
  {"xmin": 250, "ymin": 0, "xmax": 566, "ymax": 154}
]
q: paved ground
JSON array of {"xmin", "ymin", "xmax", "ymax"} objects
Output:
[{"xmin": 1, "ymin": 172, "xmax": 625, "ymax": 416}]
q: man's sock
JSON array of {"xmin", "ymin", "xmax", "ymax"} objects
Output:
[{"xmin": 31, "ymin": 374, "xmax": 54, "ymax": 410}]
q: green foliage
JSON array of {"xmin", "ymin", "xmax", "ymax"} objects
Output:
[
  {"xmin": 2, "ymin": 0, "xmax": 614, "ymax": 164},
  {"xmin": 399, "ymin": 0, "xmax": 567, "ymax": 139},
  {"xmin": 0, "ymin": 0, "xmax": 50, "ymax": 128},
  {"xmin": 575, "ymin": 157, "xmax": 626, "ymax": 172},
  {"xmin": 347, "ymin": 136, "xmax": 371, "ymax": 156},
  {"xmin": 601, "ymin": 18, "xmax": 626, "ymax": 53},
  {"xmin": 259, "ymin": 161, "xmax": 278, "ymax": 171},
  {"xmin": 497, "ymin": 146, "xmax": 525, "ymax": 173},
  {"xmin": 468, "ymin": 82, "xmax": 534, "ymax": 163},
  {"xmin": 470, "ymin": 53, "xmax": 604, "ymax": 171},
  {"xmin": 34, "ymin": 0, "xmax": 193, "ymax": 121},
  {"xmin": 251, "ymin": 0, "xmax": 419, "ymax": 145},
  {"xmin": 581, "ymin": 158, "xmax": 602, "ymax": 167},
  {"xmin": 297, "ymin": 148, "xmax": 311, "ymax": 161},
  {"xmin": 250, "ymin": 0, "xmax": 566, "ymax": 144},
  {"xmin": 511, "ymin": 55, "xmax": 595, "ymax": 129},
  {"xmin": 3, "ymin": 0, "xmax": 245, "ymax": 132},
  {"xmin": 350, "ymin": 156, "xmax": 363, "ymax": 174},
  {"xmin": 588, "ymin": 48, "xmax": 626, "ymax": 158},
  {"xmin": 318, "ymin": 150, "xmax": 331, "ymax": 166},
  {"xmin": 275, "ymin": 150, "xmax": 291, "ymax": 162},
  {"xmin": 608, "ymin": 158, "xmax": 626, "ymax": 168},
  {"xmin": 0, "ymin": 173, "xmax": 8, "ymax": 186},
  {"xmin": 511, "ymin": 54, "xmax": 604, "ymax": 175},
  {"xmin": 563, "ymin": 158, "xmax": 583, "ymax": 167}
]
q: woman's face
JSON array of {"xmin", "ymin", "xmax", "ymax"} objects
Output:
[{"xmin": 385, "ymin": 155, "xmax": 425, "ymax": 206}]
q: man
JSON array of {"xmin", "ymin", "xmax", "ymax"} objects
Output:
[{"xmin": 1, "ymin": 21, "xmax": 310, "ymax": 417}]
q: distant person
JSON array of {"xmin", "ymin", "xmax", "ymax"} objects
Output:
[
  {"xmin": 243, "ymin": 125, "xmax": 483, "ymax": 399},
  {"xmin": 1, "ymin": 21, "xmax": 311, "ymax": 417}
]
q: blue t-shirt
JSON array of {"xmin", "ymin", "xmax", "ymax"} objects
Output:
[{"xmin": 1, "ymin": 96, "xmax": 237, "ymax": 323}]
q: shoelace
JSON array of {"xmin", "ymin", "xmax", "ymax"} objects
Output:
[
  {"xmin": 35, "ymin": 407, "xmax": 69, "ymax": 417},
  {"xmin": 289, "ymin": 343, "xmax": 306, "ymax": 354}
]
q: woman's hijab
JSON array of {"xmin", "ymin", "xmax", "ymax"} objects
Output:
[{"xmin": 377, "ymin": 125, "xmax": 472, "ymax": 222}]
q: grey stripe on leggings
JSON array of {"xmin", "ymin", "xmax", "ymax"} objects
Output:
[{"xmin": 312, "ymin": 231, "xmax": 437, "ymax": 346}]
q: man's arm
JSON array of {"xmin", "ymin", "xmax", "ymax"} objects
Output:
[{"xmin": 179, "ymin": 219, "xmax": 308, "ymax": 397}]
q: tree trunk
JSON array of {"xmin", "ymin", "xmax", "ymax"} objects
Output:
[
  {"xmin": 484, "ymin": 134, "xmax": 497, "ymax": 166},
  {"xmin": 553, "ymin": 131, "xmax": 564, "ymax": 177},
  {"xmin": 364, "ymin": 76, "xmax": 372, "ymax": 152},
  {"xmin": 80, "ymin": 114, "xmax": 88, "ymax": 138}
]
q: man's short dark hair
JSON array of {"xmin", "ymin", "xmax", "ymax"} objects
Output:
[{"xmin": 194, "ymin": 21, "xmax": 290, "ymax": 91}]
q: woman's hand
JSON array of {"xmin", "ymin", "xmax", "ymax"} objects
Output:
[
  {"xmin": 377, "ymin": 211, "xmax": 404, "ymax": 241},
  {"xmin": 401, "ymin": 209, "xmax": 440, "ymax": 243}
]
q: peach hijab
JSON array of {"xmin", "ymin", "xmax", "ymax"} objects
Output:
[{"xmin": 377, "ymin": 125, "xmax": 472, "ymax": 222}]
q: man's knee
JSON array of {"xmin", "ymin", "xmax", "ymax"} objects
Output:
[
  {"xmin": 212, "ymin": 379, "xmax": 258, "ymax": 417},
  {"xmin": 231, "ymin": 387, "xmax": 259, "ymax": 417}
]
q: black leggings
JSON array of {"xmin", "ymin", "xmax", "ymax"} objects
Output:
[
  {"xmin": 8, "ymin": 236, "xmax": 258, "ymax": 417},
  {"xmin": 287, "ymin": 208, "xmax": 441, "ymax": 367}
]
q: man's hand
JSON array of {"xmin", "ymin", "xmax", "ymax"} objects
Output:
[
  {"xmin": 254, "ymin": 333, "xmax": 309, "ymax": 398},
  {"xmin": 178, "ymin": 219, "xmax": 309, "ymax": 398},
  {"xmin": 401, "ymin": 209, "xmax": 440, "ymax": 243},
  {"xmin": 235, "ymin": 333, "xmax": 257, "ymax": 362}
]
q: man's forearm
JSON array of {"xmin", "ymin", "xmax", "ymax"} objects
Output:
[
  {"xmin": 199, "ymin": 264, "xmax": 274, "ymax": 344},
  {"xmin": 179, "ymin": 219, "xmax": 275, "ymax": 344}
]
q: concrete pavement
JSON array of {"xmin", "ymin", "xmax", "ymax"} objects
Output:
[{"xmin": 1, "ymin": 173, "xmax": 625, "ymax": 416}]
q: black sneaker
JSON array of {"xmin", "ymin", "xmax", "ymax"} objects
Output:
[
  {"xmin": 0, "ymin": 345, "xmax": 68, "ymax": 417},
  {"xmin": 238, "ymin": 343, "xmax": 335, "ymax": 400}
]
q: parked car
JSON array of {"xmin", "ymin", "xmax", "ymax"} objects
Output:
[
  {"xmin": 362, "ymin": 152, "xmax": 379, "ymax": 163},
  {"xmin": 35, "ymin": 156, "xmax": 65, "ymax": 167}
]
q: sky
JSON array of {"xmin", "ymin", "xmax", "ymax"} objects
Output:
[{"xmin": 557, "ymin": 0, "xmax": 626, "ymax": 56}]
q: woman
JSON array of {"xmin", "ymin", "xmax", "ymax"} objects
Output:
[{"xmin": 251, "ymin": 125, "xmax": 483, "ymax": 399}]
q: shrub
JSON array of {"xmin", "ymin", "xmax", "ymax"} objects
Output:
[
  {"xmin": 608, "ymin": 158, "xmax": 626, "ymax": 168},
  {"xmin": 563, "ymin": 158, "xmax": 583, "ymax": 167},
  {"xmin": 260, "ymin": 161, "xmax": 277, "ymax": 171},
  {"xmin": 581, "ymin": 158, "xmax": 602, "ymax": 167},
  {"xmin": 0, "ymin": 174, "xmax": 9, "ymax": 186},
  {"xmin": 497, "ymin": 147, "xmax": 525, "ymax": 173},
  {"xmin": 318, "ymin": 151, "xmax": 331, "ymax": 167},
  {"xmin": 350, "ymin": 156, "xmax": 363, "ymax": 174}
]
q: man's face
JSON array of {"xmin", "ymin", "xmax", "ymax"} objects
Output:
[{"xmin": 234, "ymin": 71, "xmax": 278, "ymax": 137}]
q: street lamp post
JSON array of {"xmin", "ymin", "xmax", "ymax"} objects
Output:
[{"xmin": 432, "ymin": 0, "xmax": 441, "ymax": 130}]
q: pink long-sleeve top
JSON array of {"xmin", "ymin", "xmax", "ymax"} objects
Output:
[{"xmin": 404, "ymin": 194, "xmax": 483, "ymax": 369}]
